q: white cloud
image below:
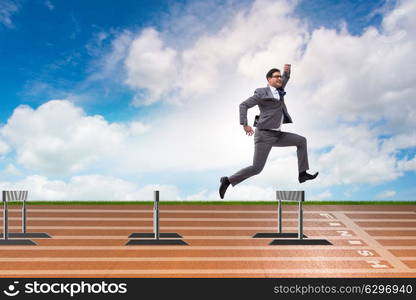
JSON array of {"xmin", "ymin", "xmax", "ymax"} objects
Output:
[
  {"xmin": 128, "ymin": 121, "xmax": 151, "ymax": 136},
  {"xmin": 87, "ymin": 30, "xmax": 133, "ymax": 82},
  {"xmin": 314, "ymin": 125, "xmax": 403, "ymax": 186},
  {"xmin": 0, "ymin": 138, "xmax": 10, "ymax": 156},
  {"xmin": 382, "ymin": 133, "xmax": 416, "ymax": 154},
  {"xmin": 130, "ymin": 0, "xmax": 414, "ymax": 187},
  {"xmin": 375, "ymin": 189, "xmax": 396, "ymax": 199},
  {"xmin": 0, "ymin": 100, "xmax": 149, "ymax": 176},
  {"xmin": 221, "ymin": 184, "xmax": 277, "ymax": 201},
  {"xmin": 343, "ymin": 186, "xmax": 360, "ymax": 199},
  {"xmin": 124, "ymin": 28, "xmax": 179, "ymax": 105},
  {"xmin": 85, "ymin": 31, "xmax": 109, "ymax": 57},
  {"xmin": 0, "ymin": 164, "xmax": 22, "ymax": 177},
  {"xmin": 123, "ymin": 0, "xmax": 306, "ymax": 103},
  {"xmin": 186, "ymin": 184, "xmax": 277, "ymax": 201},
  {"xmin": 309, "ymin": 190, "xmax": 332, "ymax": 201},
  {"xmin": 0, "ymin": 175, "xmax": 181, "ymax": 201},
  {"xmin": 397, "ymin": 155, "xmax": 416, "ymax": 172},
  {"xmin": 0, "ymin": 0, "xmax": 19, "ymax": 28},
  {"xmin": 187, "ymin": 184, "xmax": 330, "ymax": 201},
  {"xmin": 2, "ymin": 0, "xmax": 416, "ymax": 200}
]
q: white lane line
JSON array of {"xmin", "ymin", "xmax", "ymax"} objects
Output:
[
  {"xmin": 25, "ymin": 235, "xmax": 371, "ymax": 240},
  {"xmin": 1, "ymin": 246, "xmax": 416, "ymax": 250},
  {"xmin": 357, "ymin": 250, "xmax": 375, "ymax": 257},
  {"xmin": 350, "ymin": 220, "xmax": 416, "ymax": 222},
  {"xmin": 2, "ymin": 226, "xmax": 347, "ymax": 230},
  {"xmin": 0, "ymin": 268, "xmax": 410, "ymax": 275},
  {"xmin": 0, "ymin": 257, "xmax": 383, "ymax": 262},
  {"xmin": 1, "ymin": 217, "xmax": 344, "ymax": 222},
  {"xmin": 0, "ymin": 246, "xmax": 372, "ymax": 250},
  {"xmin": 366, "ymin": 260, "xmax": 389, "ymax": 269},
  {"xmin": 4, "ymin": 226, "xmax": 416, "ymax": 231},
  {"xmin": 336, "ymin": 230, "xmax": 353, "ymax": 237},
  {"xmin": 348, "ymin": 241, "xmax": 363, "ymax": 245},
  {"xmin": 320, "ymin": 213, "xmax": 336, "ymax": 220},
  {"xmin": 325, "ymin": 212, "xmax": 347, "ymax": 245},
  {"xmin": 351, "ymin": 217, "xmax": 416, "ymax": 223},
  {"xmin": 372, "ymin": 237, "xmax": 416, "ymax": 239},
  {"xmin": 341, "ymin": 211, "xmax": 416, "ymax": 214},
  {"xmin": 3, "ymin": 217, "xmax": 415, "ymax": 223},
  {"xmin": 332, "ymin": 212, "xmax": 411, "ymax": 271},
  {"xmin": 329, "ymin": 222, "xmax": 342, "ymax": 226},
  {"xmin": 364, "ymin": 228, "xmax": 416, "ymax": 231},
  {"xmin": 363, "ymin": 228, "xmax": 416, "ymax": 231},
  {"xmin": 2, "ymin": 209, "xmax": 290, "ymax": 213},
  {"xmin": 1, "ymin": 235, "xmax": 413, "ymax": 240}
]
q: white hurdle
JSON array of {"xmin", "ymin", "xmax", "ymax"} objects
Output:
[
  {"xmin": 126, "ymin": 191, "xmax": 187, "ymax": 245},
  {"xmin": 1, "ymin": 190, "xmax": 51, "ymax": 242},
  {"xmin": 1, "ymin": 191, "xmax": 37, "ymax": 245},
  {"xmin": 253, "ymin": 190, "xmax": 332, "ymax": 245}
]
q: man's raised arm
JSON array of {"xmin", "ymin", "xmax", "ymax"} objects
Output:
[{"xmin": 281, "ymin": 64, "xmax": 291, "ymax": 89}]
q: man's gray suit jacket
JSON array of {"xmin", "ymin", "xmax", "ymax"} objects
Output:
[{"xmin": 239, "ymin": 71, "xmax": 292, "ymax": 129}]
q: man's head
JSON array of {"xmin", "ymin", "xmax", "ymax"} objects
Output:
[{"xmin": 266, "ymin": 68, "xmax": 282, "ymax": 88}]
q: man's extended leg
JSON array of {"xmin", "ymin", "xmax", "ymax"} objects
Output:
[
  {"xmin": 228, "ymin": 142, "xmax": 273, "ymax": 186},
  {"xmin": 219, "ymin": 141, "xmax": 272, "ymax": 198}
]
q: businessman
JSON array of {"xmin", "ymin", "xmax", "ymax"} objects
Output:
[{"xmin": 219, "ymin": 64, "xmax": 318, "ymax": 199}]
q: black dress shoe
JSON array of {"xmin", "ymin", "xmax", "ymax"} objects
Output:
[
  {"xmin": 298, "ymin": 171, "xmax": 319, "ymax": 183},
  {"xmin": 219, "ymin": 177, "xmax": 230, "ymax": 199}
]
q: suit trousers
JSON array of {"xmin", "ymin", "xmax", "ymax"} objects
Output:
[{"xmin": 228, "ymin": 129, "xmax": 309, "ymax": 186}]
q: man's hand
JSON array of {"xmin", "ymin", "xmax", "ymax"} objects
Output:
[
  {"xmin": 284, "ymin": 64, "xmax": 291, "ymax": 73},
  {"xmin": 243, "ymin": 125, "xmax": 254, "ymax": 136}
]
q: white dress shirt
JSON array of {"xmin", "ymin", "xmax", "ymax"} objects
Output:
[{"xmin": 269, "ymin": 85, "xmax": 284, "ymax": 131}]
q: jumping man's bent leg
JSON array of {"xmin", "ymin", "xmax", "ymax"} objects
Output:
[
  {"xmin": 228, "ymin": 142, "xmax": 273, "ymax": 186},
  {"xmin": 273, "ymin": 131, "xmax": 318, "ymax": 183},
  {"xmin": 273, "ymin": 131, "xmax": 309, "ymax": 173}
]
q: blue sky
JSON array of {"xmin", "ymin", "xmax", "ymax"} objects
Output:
[
  {"xmin": 0, "ymin": 0, "xmax": 415, "ymax": 201},
  {"xmin": 0, "ymin": 0, "xmax": 387, "ymax": 120}
]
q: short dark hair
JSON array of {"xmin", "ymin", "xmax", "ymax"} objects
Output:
[{"xmin": 266, "ymin": 68, "xmax": 281, "ymax": 79}]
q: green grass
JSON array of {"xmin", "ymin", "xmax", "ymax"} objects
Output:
[{"xmin": 3, "ymin": 200, "xmax": 416, "ymax": 205}]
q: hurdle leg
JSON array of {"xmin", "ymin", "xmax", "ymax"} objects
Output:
[
  {"xmin": 253, "ymin": 194, "xmax": 306, "ymax": 239},
  {"xmin": 0, "ymin": 191, "xmax": 36, "ymax": 245},
  {"xmin": 298, "ymin": 199, "xmax": 303, "ymax": 240},
  {"xmin": 278, "ymin": 198, "xmax": 282, "ymax": 234},
  {"xmin": 3, "ymin": 196, "xmax": 8, "ymax": 241},
  {"xmin": 154, "ymin": 190, "xmax": 160, "ymax": 240},
  {"xmin": 6, "ymin": 191, "xmax": 51, "ymax": 239},
  {"xmin": 126, "ymin": 190, "xmax": 187, "ymax": 245},
  {"xmin": 269, "ymin": 190, "xmax": 332, "ymax": 245},
  {"xmin": 22, "ymin": 195, "xmax": 26, "ymax": 234}
]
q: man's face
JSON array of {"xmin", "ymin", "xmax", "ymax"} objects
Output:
[{"xmin": 268, "ymin": 71, "xmax": 282, "ymax": 88}]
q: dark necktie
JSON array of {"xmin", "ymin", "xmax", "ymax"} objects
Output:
[{"xmin": 277, "ymin": 88, "xmax": 286, "ymax": 98}]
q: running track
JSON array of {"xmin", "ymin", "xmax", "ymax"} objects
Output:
[{"xmin": 1, "ymin": 204, "xmax": 416, "ymax": 278}]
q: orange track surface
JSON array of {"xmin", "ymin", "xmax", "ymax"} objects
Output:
[{"xmin": 1, "ymin": 204, "xmax": 415, "ymax": 278}]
